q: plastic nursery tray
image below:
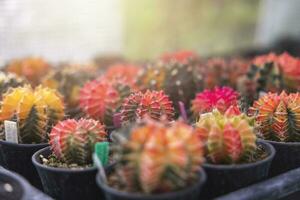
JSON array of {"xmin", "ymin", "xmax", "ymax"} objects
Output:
[{"xmin": 216, "ymin": 167, "xmax": 300, "ymax": 200}]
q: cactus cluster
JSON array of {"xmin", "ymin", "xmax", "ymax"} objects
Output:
[
  {"xmin": 50, "ymin": 118, "xmax": 107, "ymax": 165},
  {"xmin": 111, "ymin": 119, "xmax": 203, "ymax": 193},
  {"xmin": 0, "ymin": 72, "xmax": 27, "ymax": 100},
  {"xmin": 198, "ymin": 58, "xmax": 250, "ymax": 89},
  {"xmin": 6, "ymin": 57, "xmax": 50, "ymax": 86},
  {"xmin": 191, "ymin": 86, "xmax": 239, "ymax": 116},
  {"xmin": 195, "ymin": 109, "xmax": 257, "ymax": 164},
  {"xmin": 79, "ymin": 78, "xmax": 132, "ymax": 126},
  {"xmin": 120, "ymin": 90, "xmax": 175, "ymax": 124},
  {"xmin": 0, "ymin": 86, "xmax": 64, "ymax": 143},
  {"xmin": 137, "ymin": 61, "xmax": 202, "ymax": 108},
  {"xmin": 249, "ymin": 91, "xmax": 300, "ymax": 142}
]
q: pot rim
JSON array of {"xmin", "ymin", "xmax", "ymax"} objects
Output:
[
  {"xmin": 96, "ymin": 166, "xmax": 207, "ymax": 200},
  {"xmin": 203, "ymin": 141, "xmax": 275, "ymax": 169},
  {"xmin": 258, "ymin": 138, "xmax": 300, "ymax": 146},
  {"xmin": 32, "ymin": 146, "xmax": 97, "ymax": 173},
  {"xmin": 0, "ymin": 139, "xmax": 48, "ymax": 148}
]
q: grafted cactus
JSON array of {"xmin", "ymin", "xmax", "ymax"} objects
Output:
[
  {"xmin": 6, "ymin": 57, "xmax": 50, "ymax": 86},
  {"xmin": 50, "ymin": 118, "xmax": 107, "ymax": 165},
  {"xmin": 191, "ymin": 86, "xmax": 239, "ymax": 116},
  {"xmin": 120, "ymin": 90, "xmax": 174, "ymax": 124},
  {"xmin": 79, "ymin": 78, "xmax": 132, "ymax": 126},
  {"xmin": 0, "ymin": 72, "xmax": 27, "ymax": 100},
  {"xmin": 249, "ymin": 91, "xmax": 300, "ymax": 142},
  {"xmin": 0, "ymin": 86, "xmax": 64, "ymax": 143},
  {"xmin": 137, "ymin": 60, "xmax": 202, "ymax": 109},
  {"xmin": 112, "ymin": 119, "xmax": 203, "ymax": 194},
  {"xmin": 195, "ymin": 109, "xmax": 257, "ymax": 164}
]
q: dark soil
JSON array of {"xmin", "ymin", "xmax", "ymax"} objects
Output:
[{"xmin": 40, "ymin": 154, "xmax": 92, "ymax": 169}]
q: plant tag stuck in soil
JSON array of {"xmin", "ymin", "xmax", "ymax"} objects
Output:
[
  {"xmin": 93, "ymin": 153, "xmax": 107, "ymax": 183},
  {"xmin": 4, "ymin": 120, "xmax": 18, "ymax": 143}
]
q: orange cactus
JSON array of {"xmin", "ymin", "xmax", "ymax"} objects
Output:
[
  {"xmin": 249, "ymin": 91, "xmax": 300, "ymax": 142},
  {"xmin": 6, "ymin": 57, "xmax": 50, "ymax": 86},
  {"xmin": 113, "ymin": 119, "xmax": 203, "ymax": 193}
]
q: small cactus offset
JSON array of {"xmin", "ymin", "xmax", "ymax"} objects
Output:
[
  {"xmin": 191, "ymin": 86, "xmax": 239, "ymax": 116},
  {"xmin": 120, "ymin": 90, "xmax": 175, "ymax": 124},
  {"xmin": 50, "ymin": 118, "xmax": 108, "ymax": 165},
  {"xmin": 6, "ymin": 57, "xmax": 50, "ymax": 86},
  {"xmin": 0, "ymin": 72, "xmax": 27, "ymax": 100},
  {"xmin": 112, "ymin": 119, "xmax": 203, "ymax": 193},
  {"xmin": 79, "ymin": 78, "xmax": 132, "ymax": 126},
  {"xmin": 0, "ymin": 86, "xmax": 64, "ymax": 143},
  {"xmin": 249, "ymin": 91, "xmax": 300, "ymax": 142},
  {"xmin": 195, "ymin": 109, "xmax": 257, "ymax": 164}
]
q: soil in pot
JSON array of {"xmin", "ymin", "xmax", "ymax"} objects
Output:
[
  {"xmin": 96, "ymin": 165, "xmax": 207, "ymax": 200},
  {"xmin": 263, "ymin": 139, "xmax": 300, "ymax": 176},
  {"xmin": 0, "ymin": 140, "xmax": 48, "ymax": 189},
  {"xmin": 201, "ymin": 141, "xmax": 275, "ymax": 199},
  {"xmin": 32, "ymin": 146, "xmax": 106, "ymax": 200}
]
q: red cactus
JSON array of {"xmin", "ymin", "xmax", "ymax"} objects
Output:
[
  {"xmin": 79, "ymin": 78, "xmax": 129, "ymax": 126},
  {"xmin": 50, "ymin": 118, "xmax": 107, "ymax": 165},
  {"xmin": 191, "ymin": 86, "xmax": 239, "ymax": 116},
  {"xmin": 121, "ymin": 90, "xmax": 175, "ymax": 124}
]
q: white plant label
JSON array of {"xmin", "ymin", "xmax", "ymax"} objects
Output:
[{"xmin": 4, "ymin": 120, "xmax": 18, "ymax": 144}]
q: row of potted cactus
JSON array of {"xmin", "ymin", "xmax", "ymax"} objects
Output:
[{"xmin": 0, "ymin": 51, "xmax": 300, "ymax": 200}]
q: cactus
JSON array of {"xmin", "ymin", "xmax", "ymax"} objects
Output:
[
  {"xmin": 195, "ymin": 109, "xmax": 257, "ymax": 164},
  {"xmin": 137, "ymin": 61, "xmax": 202, "ymax": 109},
  {"xmin": 50, "ymin": 118, "xmax": 107, "ymax": 165},
  {"xmin": 0, "ymin": 72, "xmax": 27, "ymax": 100},
  {"xmin": 0, "ymin": 86, "xmax": 64, "ymax": 143},
  {"xmin": 120, "ymin": 90, "xmax": 175, "ymax": 124},
  {"xmin": 111, "ymin": 119, "xmax": 203, "ymax": 193},
  {"xmin": 6, "ymin": 57, "xmax": 50, "ymax": 86},
  {"xmin": 79, "ymin": 78, "xmax": 132, "ymax": 126},
  {"xmin": 249, "ymin": 91, "xmax": 300, "ymax": 142},
  {"xmin": 253, "ymin": 52, "xmax": 300, "ymax": 91},
  {"xmin": 160, "ymin": 50, "xmax": 199, "ymax": 63},
  {"xmin": 104, "ymin": 64, "xmax": 141, "ymax": 89},
  {"xmin": 191, "ymin": 86, "xmax": 239, "ymax": 116},
  {"xmin": 42, "ymin": 65, "xmax": 96, "ymax": 110},
  {"xmin": 198, "ymin": 58, "xmax": 250, "ymax": 89}
]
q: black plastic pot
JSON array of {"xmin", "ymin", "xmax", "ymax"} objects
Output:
[
  {"xmin": 96, "ymin": 165, "xmax": 207, "ymax": 200},
  {"xmin": 0, "ymin": 167, "xmax": 30, "ymax": 200},
  {"xmin": 32, "ymin": 146, "xmax": 104, "ymax": 200},
  {"xmin": 201, "ymin": 141, "xmax": 275, "ymax": 199},
  {"xmin": 262, "ymin": 139, "xmax": 300, "ymax": 176},
  {"xmin": 0, "ymin": 140, "xmax": 48, "ymax": 189}
]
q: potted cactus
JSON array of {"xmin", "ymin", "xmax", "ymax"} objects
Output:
[
  {"xmin": 32, "ymin": 118, "xmax": 109, "ymax": 200},
  {"xmin": 0, "ymin": 85, "xmax": 64, "ymax": 188},
  {"xmin": 195, "ymin": 109, "xmax": 275, "ymax": 198},
  {"xmin": 96, "ymin": 119, "xmax": 206, "ymax": 200},
  {"xmin": 249, "ymin": 91, "xmax": 300, "ymax": 176},
  {"xmin": 120, "ymin": 90, "xmax": 175, "ymax": 125}
]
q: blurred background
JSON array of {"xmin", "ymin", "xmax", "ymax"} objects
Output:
[{"xmin": 1, "ymin": 0, "xmax": 300, "ymax": 63}]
